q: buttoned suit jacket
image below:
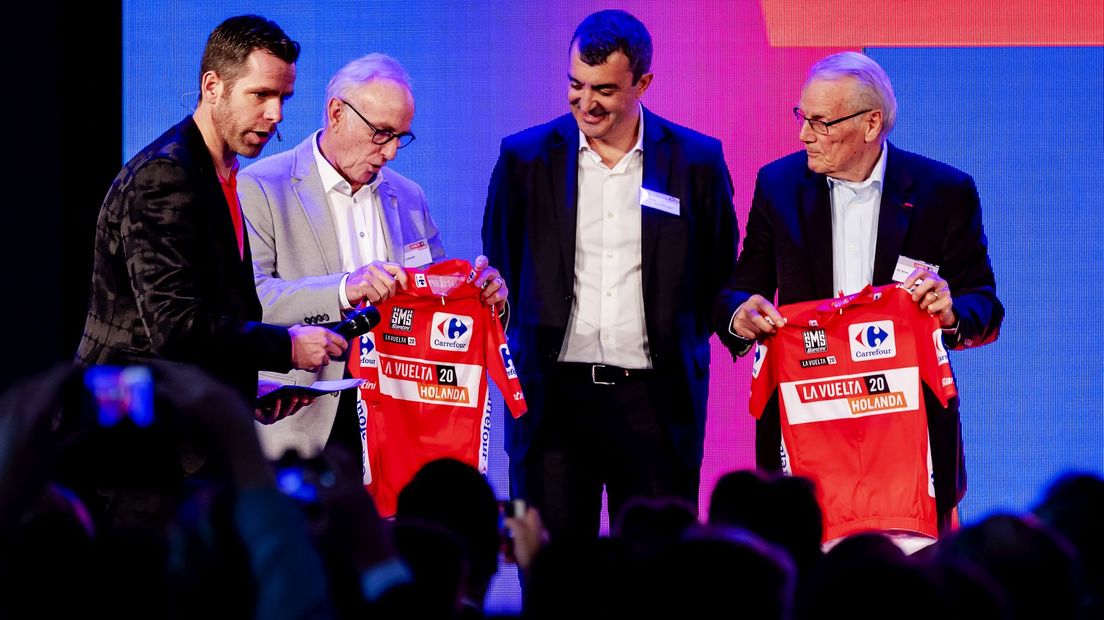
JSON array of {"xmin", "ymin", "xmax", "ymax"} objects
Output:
[
  {"xmin": 482, "ymin": 108, "xmax": 740, "ymax": 469},
  {"xmin": 712, "ymin": 143, "xmax": 1004, "ymax": 515},
  {"xmin": 77, "ymin": 116, "xmax": 291, "ymax": 401},
  {"xmin": 239, "ymin": 133, "xmax": 445, "ymax": 458}
]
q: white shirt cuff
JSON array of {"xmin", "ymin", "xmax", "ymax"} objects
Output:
[
  {"xmin": 728, "ymin": 308, "xmax": 754, "ymax": 357},
  {"xmin": 727, "ymin": 309, "xmax": 741, "ymax": 338},
  {"xmin": 339, "ymin": 273, "xmax": 354, "ymax": 310}
]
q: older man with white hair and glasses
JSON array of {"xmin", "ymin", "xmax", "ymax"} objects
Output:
[
  {"xmin": 714, "ymin": 52, "xmax": 1003, "ymax": 546},
  {"xmin": 239, "ymin": 54, "xmax": 508, "ymax": 465}
]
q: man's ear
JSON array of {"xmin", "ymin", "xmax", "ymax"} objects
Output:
[
  {"xmin": 864, "ymin": 109, "xmax": 884, "ymax": 143},
  {"xmin": 200, "ymin": 70, "xmax": 224, "ymax": 105},
  {"xmin": 325, "ymin": 97, "xmax": 344, "ymax": 130},
  {"xmin": 635, "ymin": 72, "xmax": 654, "ymax": 98}
]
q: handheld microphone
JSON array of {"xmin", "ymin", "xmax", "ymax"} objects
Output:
[
  {"xmin": 334, "ymin": 306, "xmax": 381, "ymax": 340},
  {"xmin": 330, "ymin": 306, "xmax": 381, "ymax": 362}
]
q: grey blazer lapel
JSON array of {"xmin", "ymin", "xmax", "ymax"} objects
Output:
[
  {"xmin": 377, "ymin": 171, "xmax": 402, "ymax": 262},
  {"xmin": 291, "ymin": 136, "xmax": 342, "ymax": 272}
]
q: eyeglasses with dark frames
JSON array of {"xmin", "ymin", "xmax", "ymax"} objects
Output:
[
  {"xmin": 340, "ymin": 98, "xmax": 416, "ymax": 148},
  {"xmin": 792, "ymin": 107, "xmax": 872, "ymax": 135}
]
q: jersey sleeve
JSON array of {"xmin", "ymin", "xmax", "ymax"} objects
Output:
[
  {"xmin": 917, "ymin": 312, "xmax": 958, "ymax": 407},
  {"xmin": 748, "ymin": 339, "xmax": 776, "ymax": 420},
  {"xmin": 484, "ymin": 307, "xmax": 527, "ymax": 418},
  {"xmin": 349, "ymin": 297, "xmax": 391, "ymax": 404}
]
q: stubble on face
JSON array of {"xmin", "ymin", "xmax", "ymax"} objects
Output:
[{"xmin": 212, "ymin": 51, "xmax": 296, "ymax": 160}]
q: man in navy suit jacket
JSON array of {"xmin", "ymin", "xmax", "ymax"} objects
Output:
[
  {"xmin": 482, "ymin": 10, "xmax": 740, "ymax": 540},
  {"xmin": 714, "ymin": 52, "xmax": 1004, "ymax": 534}
]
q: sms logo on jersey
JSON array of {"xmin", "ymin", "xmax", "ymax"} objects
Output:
[
  {"xmin": 803, "ymin": 328, "xmax": 827, "ymax": 354},
  {"xmin": 431, "ymin": 312, "xmax": 474, "ymax": 351},
  {"xmin": 751, "ymin": 343, "xmax": 767, "ymax": 379},
  {"xmin": 390, "ymin": 307, "xmax": 414, "ymax": 331},
  {"xmin": 849, "ymin": 320, "xmax": 896, "ymax": 361},
  {"xmin": 499, "ymin": 343, "xmax": 518, "ymax": 379},
  {"xmin": 359, "ymin": 333, "xmax": 377, "ymax": 367}
]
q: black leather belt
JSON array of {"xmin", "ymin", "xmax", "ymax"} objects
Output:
[{"xmin": 564, "ymin": 363, "xmax": 651, "ymax": 386}]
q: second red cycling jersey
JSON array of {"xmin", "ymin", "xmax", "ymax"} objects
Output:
[{"xmin": 749, "ymin": 284, "xmax": 957, "ymax": 540}]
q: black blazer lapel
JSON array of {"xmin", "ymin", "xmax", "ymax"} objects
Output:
[
  {"xmin": 873, "ymin": 144, "xmax": 916, "ymax": 285},
  {"xmin": 798, "ymin": 171, "xmax": 834, "ymax": 298},
  {"xmin": 641, "ymin": 109, "xmax": 673, "ymax": 298},
  {"xmin": 183, "ymin": 118, "xmax": 241, "ymax": 264},
  {"xmin": 551, "ymin": 118, "xmax": 579, "ymax": 287}
]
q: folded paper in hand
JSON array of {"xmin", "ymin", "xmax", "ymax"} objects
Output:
[{"xmin": 256, "ymin": 378, "xmax": 364, "ymax": 403}]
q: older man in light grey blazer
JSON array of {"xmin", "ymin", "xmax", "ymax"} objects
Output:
[{"xmin": 240, "ymin": 54, "xmax": 508, "ymax": 461}]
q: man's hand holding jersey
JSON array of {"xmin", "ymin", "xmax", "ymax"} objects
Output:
[
  {"xmin": 902, "ymin": 268, "xmax": 956, "ymax": 328},
  {"xmin": 730, "ymin": 267, "xmax": 958, "ymax": 345},
  {"xmin": 730, "ymin": 294, "xmax": 787, "ymax": 342},
  {"xmin": 346, "ymin": 260, "xmax": 409, "ymax": 306},
  {"xmin": 473, "ymin": 254, "xmax": 509, "ymax": 311}
]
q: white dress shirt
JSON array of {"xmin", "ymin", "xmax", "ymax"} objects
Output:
[
  {"xmin": 560, "ymin": 111, "xmax": 651, "ymax": 369},
  {"xmin": 727, "ymin": 143, "xmax": 890, "ymax": 345},
  {"xmin": 828, "ymin": 144, "xmax": 887, "ymax": 296},
  {"xmin": 312, "ymin": 131, "xmax": 388, "ymax": 309}
]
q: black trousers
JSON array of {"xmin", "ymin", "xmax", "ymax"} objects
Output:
[{"xmin": 512, "ymin": 362, "xmax": 700, "ymax": 542}]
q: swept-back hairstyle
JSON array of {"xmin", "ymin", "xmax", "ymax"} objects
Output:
[
  {"xmin": 200, "ymin": 15, "xmax": 300, "ymax": 90},
  {"xmin": 806, "ymin": 51, "xmax": 897, "ymax": 139}
]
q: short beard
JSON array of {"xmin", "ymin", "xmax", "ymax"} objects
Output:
[{"xmin": 212, "ymin": 85, "xmax": 262, "ymax": 159}]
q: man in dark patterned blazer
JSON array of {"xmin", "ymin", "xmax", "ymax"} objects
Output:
[{"xmin": 77, "ymin": 15, "xmax": 345, "ymax": 411}]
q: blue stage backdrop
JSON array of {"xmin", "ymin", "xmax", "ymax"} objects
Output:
[
  {"xmin": 867, "ymin": 46, "xmax": 1104, "ymax": 517},
  {"xmin": 124, "ymin": 1, "xmax": 1103, "ymax": 613}
]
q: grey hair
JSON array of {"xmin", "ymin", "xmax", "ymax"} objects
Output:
[
  {"xmin": 323, "ymin": 53, "xmax": 412, "ymax": 126},
  {"xmin": 806, "ymin": 52, "xmax": 896, "ymax": 139}
]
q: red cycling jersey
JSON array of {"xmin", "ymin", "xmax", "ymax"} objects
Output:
[
  {"xmin": 749, "ymin": 284, "xmax": 956, "ymax": 540},
  {"xmin": 348, "ymin": 259, "xmax": 526, "ymax": 516}
]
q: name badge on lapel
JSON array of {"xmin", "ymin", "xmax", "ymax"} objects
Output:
[
  {"xmin": 892, "ymin": 255, "xmax": 940, "ymax": 283},
  {"xmin": 640, "ymin": 188, "xmax": 680, "ymax": 216},
  {"xmin": 403, "ymin": 238, "xmax": 433, "ymax": 267}
]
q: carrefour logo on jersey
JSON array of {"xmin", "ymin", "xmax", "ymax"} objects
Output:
[
  {"xmin": 849, "ymin": 320, "xmax": 896, "ymax": 361},
  {"xmin": 431, "ymin": 312, "xmax": 474, "ymax": 351},
  {"xmin": 932, "ymin": 329, "xmax": 949, "ymax": 366},
  {"xmin": 359, "ymin": 333, "xmax": 377, "ymax": 367},
  {"xmin": 499, "ymin": 343, "xmax": 517, "ymax": 379},
  {"xmin": 751, "ymin": 344, "xmax": 767, "ymax": 379}
]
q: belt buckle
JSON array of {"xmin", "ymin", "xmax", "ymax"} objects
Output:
[{"xmin": 591, "ymin": 364, "xmax": 615, "ymax": 385}]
